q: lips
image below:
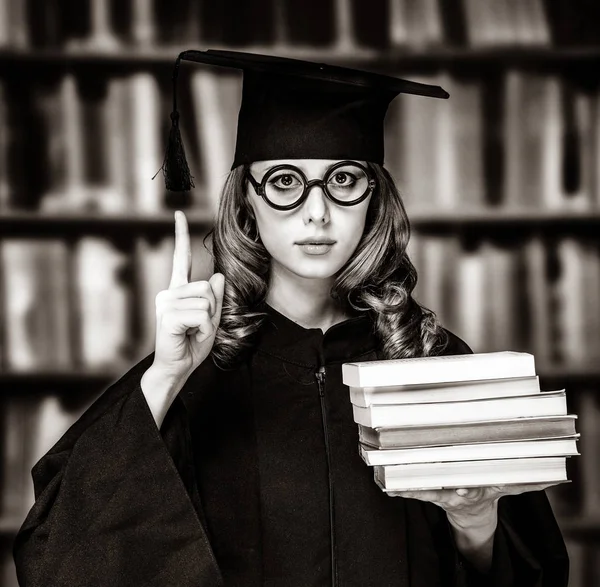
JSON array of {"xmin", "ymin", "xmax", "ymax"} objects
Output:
[{"xmin": 296, "ymin": 239, "xmax": 336, "ymax": 245}]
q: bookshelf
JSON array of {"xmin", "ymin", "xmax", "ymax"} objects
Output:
[{"xmin": 1, "ymin": 1, "xmax": 600, "ymax": 586}]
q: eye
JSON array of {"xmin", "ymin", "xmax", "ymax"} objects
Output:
[
  {"xmin": 330, "ymin": 172, "xmax": 356, "ymax": 187},
  {"xmin": 269, "ymin": 173, "xmax": 303, "ymax": 190}
]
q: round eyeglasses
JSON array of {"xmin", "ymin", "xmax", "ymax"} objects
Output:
[{"xmin": 245, "ymin": 161, "xmax": 377, "ymax": 211}]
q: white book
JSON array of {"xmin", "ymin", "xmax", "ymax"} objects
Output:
[
  {"xmin": 595, "ymin": 88, "xmax": 600, "ymax": 209},
  {"xmin": 579, "ymin": 389, "xmax": 600, "ymax": 516},
  {"xmin": 528, "ymin": 0, "xmax": 551, "ymax": 45},
  {"xmin": 192, "ymin": 71, "xmax": 240, "ymax": 214},
  {"xmin": 135, "ymin": 236, "xmax": 173, "ymax": 358},
  {"xmin": 374, "ymin": 456, "xmax": 568, "ymax": 491},
  {"xmin": 399, "ymin": 77, "xmax": 440, "ymax": 211},
  {"xmin": 102, "ymin": 77, "xmax": 130, "ymax": 213},
  {"xmin": 454, "ymin": 247, "xmax": 487, "ymax": 352},
  {"xmin": 333, "ymin": 0, "xmax": 356, "ymax": 52},
  {"xmin": 352, "ymin": 390, "xmax": 566, "ymax": 428},
  {"xmin": 417, "ymin": 235, "xmax": 450, "ymax": 317},
  {"xmin": 388, "ymin": 0, "xmax": 409, "ymax": 46},
  {"xmin": 0, "ymin": 240, "xmax": 70, "ymax": 370},
  {"xmin": 360, "ymin": 436, "xmax": 579, "ymax": 466},
  {"xmin": 0, "ymin": 81, "xmax": 9, "ymax": 209},
  {"xmin": 131, "ymin": 0, "xmax": 156, "ymax": 45},
  {"xmin": 554, "ymin": 238, "xmax": 586, "ymax": 365},
  {"xmin": 502, "ymin": 69, "xmax": 525, "ymax": 208},
  {"xmin": 523, "ymin": 236, "xmax": 551, "ymax": 365},
  {"xmin": 39, "ymin": 240, "xmax": 72, "ymax": 369},
  {"xmin": 482, "ymin": 242, "xmax": 516, "ymax": 352},
  {"xmin": 7, "ymin": 0, "xmax": 29, "ymax": 48},
  {"xmin": 0, "ymin": 0, "xmax": 8, "ymax": 48},
  {"xmin": 539, "ymin": 75, "xmax": 564, "ymax": 210},
  {"xmin": 568, "ymin": 90, "xmax": 594, "ymax": 211},
  {"xmin": 61, "ymin": 74, "xmax": 86, "ymax": 203},
  {"xmin": 129, "ymin": 73, "xmax": 163, "ymax": 213},
  {"xmin": 507, "ymin": 0, "xmax": 537, "ymax": 45},
  {"xmin": 349, "ymin": 375, "xmax": 540, "ymax": 407},
  {"xmin": 451, "ymin": 76, "xmax": 484, "ymax": 208},
  {"xmin": 74, "ymin": 237, "xmax": 131, "ymax": 368},
  {"xmin": 433, "ymin": 72, "xmax": 456, "ymax": 209},
  {"xmin": 342, "ymin": 351, "xmax": 536, "ymax": 388}
]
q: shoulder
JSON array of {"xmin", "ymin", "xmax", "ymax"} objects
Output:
[{"xmin": 439, "ymin": 328, "xmax": 473, "ymax": 356}]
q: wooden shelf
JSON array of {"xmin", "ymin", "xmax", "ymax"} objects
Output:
[
  {"xmin": 407, "ymin": 208, "xmax": 600, "ymax": 227},
  {"xmin": 0, "ymin": 210, "xmax": 213, "ymax": 236},
  {"xmin": 3, "ymin": 208, "xmax": 600, "ymax": 236},
  {"xmin": 0, "ymin": 46, "xmax": 599, "ymax": 71}
]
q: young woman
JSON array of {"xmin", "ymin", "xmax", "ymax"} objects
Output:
[{"xmin": 13, "ymin": 50, "xmax": 568, "ymax": 587}]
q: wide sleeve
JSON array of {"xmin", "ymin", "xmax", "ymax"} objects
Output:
[
  {"xmin": 439, "ymin": 329, "xmax": 569, "ymax": 587},
  {"xmin": 12, "ymin": 353, "xmax": 223, "ymax": 587},
  {"xmin": 451, "ymin": 490, "xmax": 569, "ymax": 587}
]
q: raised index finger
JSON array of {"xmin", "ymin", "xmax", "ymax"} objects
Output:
[{"xmin": 169, "ymin": 210, "xmax": 192, "ymax": 289}]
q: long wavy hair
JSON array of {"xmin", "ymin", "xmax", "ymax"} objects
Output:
[{"xmin": 206, "ymin": 162, "xmax": 449, "ymax": 369}]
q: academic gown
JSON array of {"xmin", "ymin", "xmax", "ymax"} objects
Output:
[{"xmin": 13, "ymin": 301, "xmax": 569, "ymax": 587}]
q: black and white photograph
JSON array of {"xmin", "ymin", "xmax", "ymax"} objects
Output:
[{"xmin": 0, "ymin": 1, "xmax": 599, "ymax": 585}]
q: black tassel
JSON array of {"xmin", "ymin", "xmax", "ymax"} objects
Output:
[
  {"xmin": 154, "ymin": 52, "xmax": 195, "ymax": 192},
  {"xmin": 155, "ymin": 110, "xmax": 195, "ymax": 192}
]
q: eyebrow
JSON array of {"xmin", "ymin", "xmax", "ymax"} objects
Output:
[{"xmin": 252, "ymin": 160, "xmax": 364, "ymax": 175}]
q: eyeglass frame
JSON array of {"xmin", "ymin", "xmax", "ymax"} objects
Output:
[{"xmin": 244, "ymin": 160, "xmax": 377, "ymax": 211}]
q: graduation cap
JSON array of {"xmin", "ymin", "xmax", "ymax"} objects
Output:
[{"xmin": 159, "ymin": 49, "xmax": 449, "ymax": 192}]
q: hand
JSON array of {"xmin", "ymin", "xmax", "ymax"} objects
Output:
[
  {"xmin": 387, "ymin": 482, "xmax": 558, "ymax": 531},
  {"xmin": 152, "ymin": 210, "xmax": 225, "ymax": 382}
]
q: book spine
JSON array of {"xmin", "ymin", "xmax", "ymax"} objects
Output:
[{"xmin": 352, "ymin": 391, "xmax": 566, "ymax": 427}]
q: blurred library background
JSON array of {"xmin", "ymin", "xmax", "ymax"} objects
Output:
[{"xmin": 0, "ymin": 0, "xmax": 600, "ymax": 585}]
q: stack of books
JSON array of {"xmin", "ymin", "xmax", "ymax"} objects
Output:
[{"xmin": 341, "ymin": 352, "xmax": 579, "ymax": 492}]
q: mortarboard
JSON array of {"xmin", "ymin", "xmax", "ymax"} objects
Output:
[{"xmin": 159, "ymin": 49, "xmax": 449, "ymax": 192}]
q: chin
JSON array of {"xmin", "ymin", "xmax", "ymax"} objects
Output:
[{"xmin": 288, "ymin": 258, "xmax": 347, "ymax": 280}]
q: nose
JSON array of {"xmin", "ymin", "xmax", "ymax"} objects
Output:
[{"xmin": 302, "ymin": 183, "xmax": 329, "ymax": 224}]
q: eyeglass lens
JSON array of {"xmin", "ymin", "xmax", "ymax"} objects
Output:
[{"xmin": 263, "ymin": 163, "xmax": 371, "ymax": 207}]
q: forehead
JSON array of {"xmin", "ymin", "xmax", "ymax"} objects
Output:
[{"xmin": 249, "ymin": 159, "xmax": 366, "ymax": 175}]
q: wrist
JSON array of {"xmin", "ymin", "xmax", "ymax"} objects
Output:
[
  {"xmin": 140, "ymin": 364, "xmax": 189, "ymax": 427},
  {"xmin": 448, "ymin": 506, "xmax": 498, "ymax": 573}
]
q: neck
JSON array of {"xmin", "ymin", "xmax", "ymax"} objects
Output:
[{"xmin": 266, "ymin": 264, "xmax": 348, "ymax": 332}]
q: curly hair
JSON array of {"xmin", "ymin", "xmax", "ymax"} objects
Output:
[{"xmin": 205, "ymin": 162, "xmax": 449, "ymax": 369}]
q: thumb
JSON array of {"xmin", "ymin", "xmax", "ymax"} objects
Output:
[{"xmin": 209, "ymin": 273, "xmax": 225, "ymax": 327}]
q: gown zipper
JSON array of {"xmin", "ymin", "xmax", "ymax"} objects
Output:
[{"xmin": 315, "ymin": 365, "xmax": 337, "ymax": 586}]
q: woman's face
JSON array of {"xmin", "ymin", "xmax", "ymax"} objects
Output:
[{"xmin": 246, "ymin": 159, "xmax": 373, "ymax": 281}]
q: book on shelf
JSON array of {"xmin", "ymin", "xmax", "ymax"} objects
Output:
[
  {"xmin": 342, "ymin": 351, "xmax": 536, "ymax": 388},
  {"xmin": 190, "ymin": 70, "xmax": 241, "ymax": 215},
  {"xmin": 350, "ymin": 375, "xmax": 540, "ymax": 407},
  {"xmin": 351, "ymin": 389, "xmax": 567, "ymax": 428},
  {"xmin": 453, "ymin": 245, "xmax": 487, "ymax": 352},
  {"xmin": 373, "ymin": 456, "xmax": 569, "ymax": 492},
  {"xmin": 461, "ymin": 0, "xmax": 550, "ymax": 47},
  {"xmin": 410, "ymin": 234, "xmax": 600, "ymax": 362},
  {"xmin": 73, "ymin": 237, "xmax": 133, "ymax": 368},
  {"xmin": 0, "ymin": 81, "xmax": 8, "ymax": 212},
  {"xmin": 358, "ymin": 415, "xmax": 579, "ymax": 449},
  {"xmin": 0, "ymin": 239, "xmax": 72, "ymax": 371},
  {"xmin": 579, "ymin": 388, "xmax": 600, "ymax": 516},
  {"xmin": 359, "ymin": 436, "xmax": 579, "ymax": 466}
]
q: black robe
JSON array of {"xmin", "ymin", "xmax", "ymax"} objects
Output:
[{"xmin": 13, "ymin": 302, "xmax": 569, "ymax": 586}]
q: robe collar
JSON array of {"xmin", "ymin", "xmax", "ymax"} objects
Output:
[{"xmin": 254, "ymin": 300, "xmax": 379, "ymax": 367}]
